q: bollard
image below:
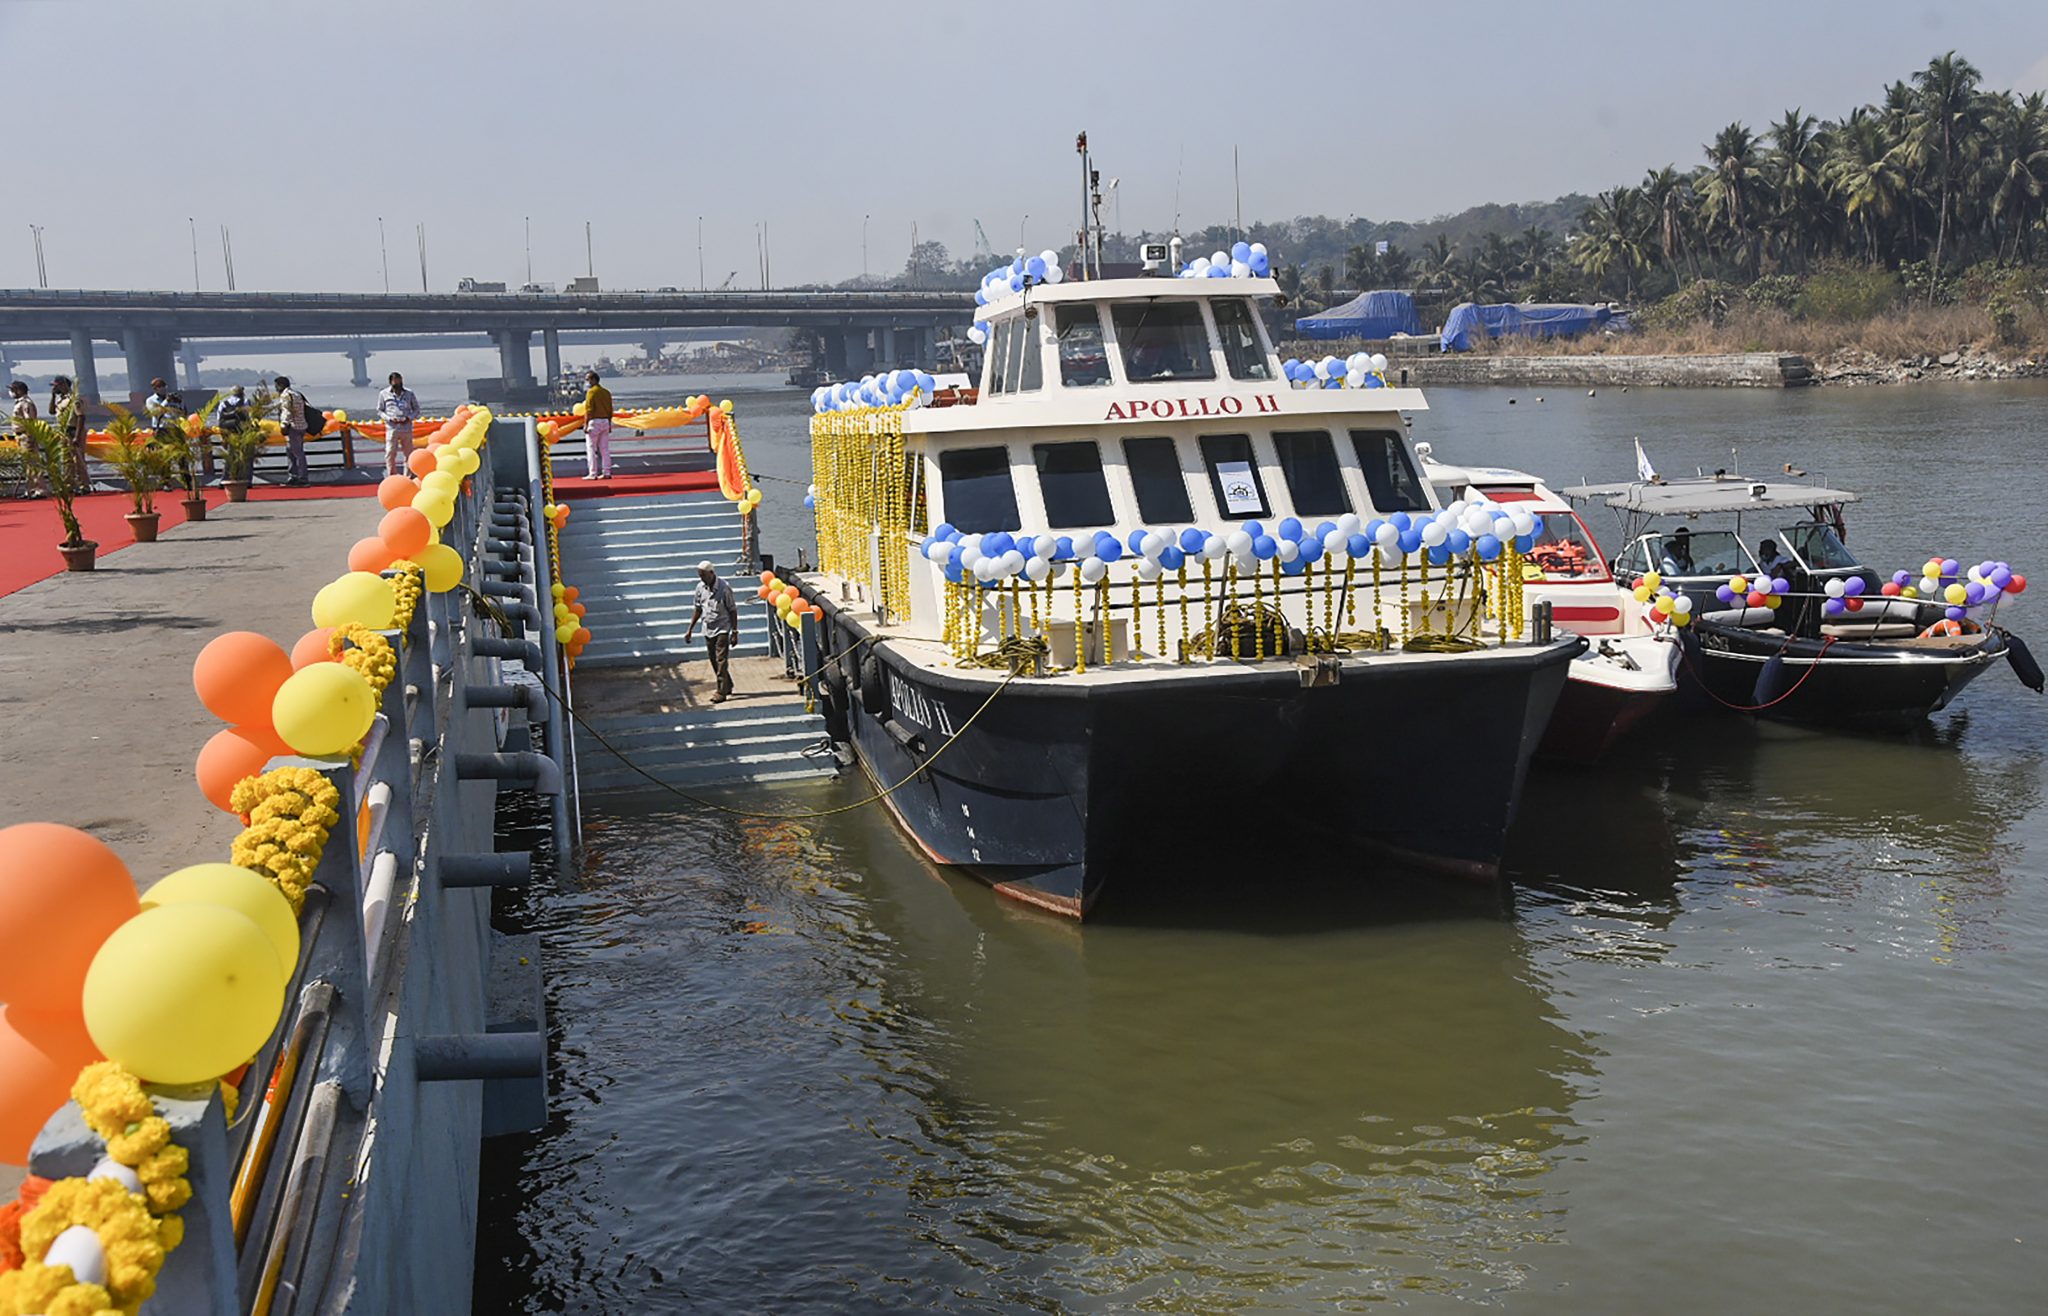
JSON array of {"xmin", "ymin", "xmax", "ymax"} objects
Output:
[
  {"xmin": 473, "ymin": 635, "xmax": 542, "ymax": 668},
  {"xmin": 466, "ymin": 681, "xmax": 548, "ymax": 722},
  {"xmin": 439, "ymin": 852, "xmax": 533, "ymax": 888},
  {"xmin": 479, "ymin": 578, "xmax": 532, "ymax": 601},
  {"xmin": 413, "ymin": 1031, "xmax": 545, "ymax": 1082},
  {"xmin": 455, "ymin": 750, "xmax": 561, "ymax": 794}
]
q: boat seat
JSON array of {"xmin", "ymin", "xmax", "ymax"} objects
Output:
[
  {"xmin": 1820, "ymin": 621, "xmax": 1919, "ymax": 639},
  {"xmin": 1700, "ymin": 607, "xmax": 1776, "ymax": 627}
]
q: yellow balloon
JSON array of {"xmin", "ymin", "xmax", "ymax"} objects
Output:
[
  {"xmin": 272, "ymin": 662, "xmax": 378, "ymax": 756},
  {"xmin": 332, "ymin": 409, "xmax": 350, "ymax": 424},
  {"xmin": 550, "ymin": 582, "xmax": 566, "ymax": 599},
  {"xmin": 311, "ymin": 571, "xmax": 396, "ymax": 629},
  {"xmin": 419, "ymin": 469, "xmax": 459, "ymax": 496},
  {"xmin": 143, "ymin": 864, "xmax": 299, "ymax": 977},
  {"xmin": 1642, "ymin": 571, "xmax": 1661, "ymax": 590},
  {"xmin": 538, "ymin": 422, "xmax": 556, "ymax": 440},
  {"xmin": 416, "ymin": 542, "xmax": 463, "ymax": 592},
  {"xmin": 1944, "ymin": 583, "xmax": 1968, "ymax": 605},
  {"xmin": 718, "ymin": 399, "xmax": 733, "ymax": 413},
  {"xmin": 435, "ymin": 445, "xmax": 463, "ymax": 470},
  {"xmin": 553, "ymin": 603, "xmax": 572, "ymax": 622},
  {"xmin": 555, "ymin": 621, "xmax": 577, "ymax": 644},
  {"xmin": 83, "ymin": 903, "xmax": 285, "ymax": 1084},
  {"xmin": 416, "ymin": 493, "xmax": 455, "ymax": 527},
  {"xmin": 1632, "ymin": 585, "xmax": 1651, "ymax": 603},
  {"xmin": 572, "ymin": 401, "xmax": 588, "ymax": 417}
]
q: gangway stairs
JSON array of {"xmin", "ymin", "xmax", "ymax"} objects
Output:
[{"xmin": 557, "ymin": 489, "xmax": 835, "ymax": 792}]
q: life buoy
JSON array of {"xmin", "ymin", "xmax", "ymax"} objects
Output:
[
  {"xmin": 1919, "ymin": 619, "xmax": 1979, "ymax": 638},
  {"xmin": 858, "ymin": 653, "xmax": 888, "ymax": 716}
]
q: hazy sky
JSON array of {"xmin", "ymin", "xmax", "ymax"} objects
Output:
[{"xmin": 6, "ymin": 0, "xmax": 2047, "ymax": 293}]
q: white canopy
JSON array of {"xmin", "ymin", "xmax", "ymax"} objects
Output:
[{"xmin": 1562, "ymin": 477, "xmax": 1860, "ymax": 517}]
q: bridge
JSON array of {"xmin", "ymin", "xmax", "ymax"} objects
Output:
[{"xmin": 0, "ymin": 287, "xmax": 969, "ymax": 401}]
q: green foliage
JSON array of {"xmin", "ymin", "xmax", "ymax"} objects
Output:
[
  {"xmin": 1639, "ymin": 280, "xmax": 1735, "ymax": 330},
  {"xmin": 1743, "ymin": 274, "xmax": 1804, "ymax": 312},
  {"xmin": 1796, "ymin": 264, "xmax": 1903, "ymax": 320},
  {"xmin": 16, "ymin": 414, "xmax": 87, "ymax": 544},
  {"xmin": 96, "ymin": 412, "xmax": 174, "ymax": 516},
  {"xmin": 221, "ymin": 425, "xmax": 266, "ymax": 482}
]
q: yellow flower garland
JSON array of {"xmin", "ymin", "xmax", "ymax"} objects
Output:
[
  {"xmin": 4, "ymin": 1178, "xmax": 169, "ymax": 1316},
  {"xmin": 386, "ymin": 562, "xmax": 423, "ymax": 632},
  {"xmin": 327, "ymin": 624, "xmax": 397, "ymax": 700},
  {"xmin": 228, "ymin": 767, "xmax": 343, "ymax": 913},
  {"xmin": 71, "ymin": 1066, "xmax": 190, "ymax": 1218}
]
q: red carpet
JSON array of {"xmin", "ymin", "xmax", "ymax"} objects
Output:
[{"xmin": 554, "ymin": 471, "xmax": 720, "ymax": 499}]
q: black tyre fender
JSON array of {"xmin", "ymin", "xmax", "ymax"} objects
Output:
[{"xmin": 858, "ymin": 652, "xmax": 888, "ymax": 716}]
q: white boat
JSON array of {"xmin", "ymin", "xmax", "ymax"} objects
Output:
[
  {"xmin": 1421, "ymin": 452, "xmax": 1680, "ymax": 763},
  {"xmin": 792, "ymin": 249, "xmax": 1584, "ymax": 918}
]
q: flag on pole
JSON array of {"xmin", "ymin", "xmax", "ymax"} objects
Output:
[{"xmin": 1635, "ymin": 437, "xmax": 1658, "ymax": 483}]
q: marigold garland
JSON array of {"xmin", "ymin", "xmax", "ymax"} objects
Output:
[
  {"xmin": 327, "ymin": 624, "xmax": 397, "ymax": 700},
  {"xmin": 229, "ymin": 767, "xmax": 343, "ymax": 913},
  {"xmin": 386, "ymin": 561, "xmax": 423, "ymax": 632},
  {"xmin": 72, "ymin": 1066, "xmax": 190, "ymax": 1217},
  {"xmin": 3, "ymin": 1177, "xmax": 169, "ymax": 1315}
]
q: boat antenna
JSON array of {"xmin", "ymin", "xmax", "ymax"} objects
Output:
[
  {"xmin": 1171, "ymin": 142, "xmax": 1184, "ymax": 235},
  {"xmin": 1233, "ymin": 144, "xmax": 1243, "ymax": 242},
  {"xmin": 1076, "ymin": 130, "xmax": 1090, "ymax": 280}
]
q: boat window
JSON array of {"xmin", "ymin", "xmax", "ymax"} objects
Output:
[
  {"xmin": 1211, "ymin": 298, "xmax": 1273, "ymax": 380},
  {"xmin": 1779, "ymin": 522, "xmax": 1858, "ymax": 571},
  {"xmin": 937, "ymin": 446, "xmax": 1021, "ymax": 532},
  {"xmin": 1272, "ymin": 430, "xmax": 1351, "ymax": 516},
  {"xmin": 1112, "ymin": 301, "xmax": 1216, "ymax": 382},
  {"xmin": 1198, "ymin": 434, "xmax": 1271, "ymax": 520},
  {"xmin": 1055, "ymin": 305, "xmax": 1112, "ymax": 387},
  {"xmin": 986, "ymin": 321, "xmax": 1011, "ymax": 394},
  {"xmin": 1347, "ymin": 429, "xmax": 1430, "ymax": 512},
  {"xmin": 1522, "ymin": 512, "xmax": 1608, "ymax": 580},
  {"xmin": 1032, "ymin": 441, "xmax": 1115, "ymax": 528},
  {"xmin": 1122, "ymin": 437, "xmax": 1194, "ymax": 523},
  {"xmin": 1016, "ymin": 317, "xmax": 1043, "ymax": 392},
  {"xmin": 1645, "ymin": 528, "xmax": 1755, "ymax": 578},
  {"xmin": 905, "ymin": 449, "xmax": 928, "ymax": 536}
]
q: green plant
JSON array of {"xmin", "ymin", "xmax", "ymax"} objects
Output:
[
  {"xmin": 1743, "ymin": 273, "xmax": 1804, "ymax": 312},
  {"xmin": 96, "ymin": 412, "xmax": 173, "ymax": 516},
  {"xmin": 221, "ymin": 424, "xmax": 265, "ymax": 482},
  {"xmin": 1796, "ymin": 263, "xmax": 1904, "ymax": 319},
  {"xmin": 17, "ymin": 415, "xmax": 89, "ymax": 545},
  {"xmin": 1894, "ymin": 260, "xmax": 1954, "ymax": 307},
  {"xmin": 1639, "ymin": 279, "xmax": 1735, "ymax": 330}
]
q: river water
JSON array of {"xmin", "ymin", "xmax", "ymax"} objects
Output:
[{"xmin": 475, "ymin": 380, "xmax": 2047, "ymax": 1313}]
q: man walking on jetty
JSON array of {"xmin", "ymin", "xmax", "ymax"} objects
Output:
[
  {"xmin": 275, "ymin": 375, "xmax": 310, "ymax": 486},
  {"xmin": 581, "ymin": 369, "xmax": 614, "ymax": 480},
  {"xmin": 376, "ymin": 371, "xmax": 421, "ymax": 476},
  {"xmin": 682, "ymin": 561, "xmax": 739, "ymax": 703}
]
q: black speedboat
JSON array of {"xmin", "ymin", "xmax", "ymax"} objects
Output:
[{"xmin": 1566, "ymin": 475, "xmax": 2035, "ymax": 726}]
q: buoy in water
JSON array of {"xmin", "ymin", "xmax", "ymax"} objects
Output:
[{"xmin": 1588, "ymin": 389, "xmax": 1597, "ymax": 397}]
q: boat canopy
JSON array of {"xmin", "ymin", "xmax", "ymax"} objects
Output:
[
  {"xmin": 1294, "ymin": 290, "xmax": 1422, "ymax": 340},
  {"xmin": 1562, "ymin": 478, "xmax": 1861, "ymax": 516},
  {"xmin": 1439, "ymin": 302, "xmax": 1623, "ymax": 352}
]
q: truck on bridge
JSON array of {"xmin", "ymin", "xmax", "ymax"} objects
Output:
[{"xmin": 456, "ymin": 278, "xmax": 508, "ymax": 293}]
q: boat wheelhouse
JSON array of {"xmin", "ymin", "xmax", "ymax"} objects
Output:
[{"xmin": 796, "ymin": 271, "xmax": 1585, "ymax": 918}]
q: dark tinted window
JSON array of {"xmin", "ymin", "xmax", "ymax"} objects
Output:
[
  {"xmin": 1121, "ymin": 437, "xmax": 1194, "ymax": 523},
  {"xmin": 1056, "ymin": 305, "xmax": 1112, "ymax": 386},
  {"xmin": 938, "ymin": 446, "xmax": 1021, "ymax": 531},
  {"xmin": 1211, "ymin": 298, "xmax": 1273, "ymax": 380},
  {"xmin": 1272, "ymin": 430, "xmax": 1351, "ymax": 515},
  {"xmin": 986, "ymin": 321, "xmax": 1011, "ymax": 394},
  {"xmin": 1112, "ymin": 301, "xmax": 1216, "ymax": 382},
  {"xmin": 1032, "ymin": 442, "xmax": 1114, "ymax": 528},
  {"xmin": 1198, "ymin": 433, "xmax": 1270, "ymax": 520},
  {"xmin": 1348, "ymin": 429, "xmax": 1429, "ymax": 512},
  {"xmin": 1016, "ymin": 318, "xmax": 1043, "ymax": 392}
]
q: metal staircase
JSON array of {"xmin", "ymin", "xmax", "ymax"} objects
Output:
[{"xmin": 557, "ymin": 491, "xmax": 772, "ymax": 668}]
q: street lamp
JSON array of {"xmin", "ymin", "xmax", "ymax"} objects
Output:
[
  {"xmin": 377, "ymin": 217, "xmax": 389, "ymax": 293},
  {"xmin": 189, "ymin": 217, "xmax": 200, "ymax": 292},
  {"xmin": 29, "ymin": 224, "xmax": 47, "ymax": 289},
  {"xmin": 697, "ymin": 215, "xmax": 705, "ymax": 291},
  {"xmin": 525, "ymin": 215, "xmax": 532, "ymax": 286},
  {"xmin": 863, "ymin": 213, "xmax": 870, "ymax": 280},
  {"xmin": 1019, "ymin": 213, "xmax": 1029, "ymax": 252}
]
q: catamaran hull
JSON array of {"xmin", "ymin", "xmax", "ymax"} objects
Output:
[
  {"xmin": 1682, "ymin": 623, "xmax": 2007, "ymax": 725},
  {"xmin": 827, "ymin": 626, "xmax": 1581, "ymax": 919}
]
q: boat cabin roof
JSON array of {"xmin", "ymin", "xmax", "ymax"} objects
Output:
[{"xmin": 1562, "ymin": 477, "xmax": 1860, "ymax": 516}]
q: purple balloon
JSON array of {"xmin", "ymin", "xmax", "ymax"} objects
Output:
[
  {"xmin": 1965, "ymin": 582, "xmax": 1986, "ymax": 605},
  {"xmin": 1842, "ymin": 576, "xmax": 1865, "ymax": 596},
  {"xmin": 1991, "ymin": 566, "xmax": 2013, "ymax": 589},
  {"xmin": 1823, "ymin": 598, "xmax": 1847, "ymax": 616},
  {"xmin": 1892, "ymin": 570, "xmax": 1911, "ymax": 586},
  {"xmin": 1716, "ymin": 584, "xmax": 1737, "ymax": 604},
  {"xmin": 1772, "ymin": 577, "xmax": 1792, "ymax": 594},
  {"xmin": 1945, "ymin": 605, "xmax": 1967, "ymax": 621},
  {"xmin": 1941, "ymin": 558, "xmax": 1961, "ymax": 577}
]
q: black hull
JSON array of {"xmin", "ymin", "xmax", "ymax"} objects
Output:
[
  {"xmin": 822, "ymin": 618, "xmax": 1580, "ymax": 919},
  {"xmin": 1538, "ymin": 672, "xmax": 1670, "ymax": 765},
  {"xmin": 1683, "ymin": 622, "xmax": 2006, "ymax": 726}
]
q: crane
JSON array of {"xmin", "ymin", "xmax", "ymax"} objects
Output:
[
  {"xmin": 716, "ymin": 270, "xmax": 739, "ymax": 291},
  {"xmin": 971, "ymin": 219, "xmax": 994, "ymax": 262}
]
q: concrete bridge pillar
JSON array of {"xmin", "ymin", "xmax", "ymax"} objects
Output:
[
  {"xmin": 120, "ymin": 328, "xmax": 179, "ymax": 407},
  {"xmin": 0, "ymin": 343, "xmax": 15, "ymax": 383},
  {"xmin": 542, "ymin": 329, "xmax": 561, "ymax": 385},
  {"xmin": 639, "ymin": 337, "xmax": 665, "ymax": 363},
  {"xmin": 493, "ymin": 329, "xmax": 535, "ymax": 389},
  {"xmin": 346, "ymin": 339, "xmax": 371, "ymax": 388},
  {"xmin": 179, "ymin": 341, "xmax": 203, "ymax": 392},
  {"xmin": 821, "ymin": 332, "xmax": 848, "ymax": 379},
  {"xmin": 879, "ymin": 326, "xmax": 898, "ymax": 367},
  {"xmin": 841, "ymin": 330, "xmax": 876, "ymax": 375},
  {"xmin": 69, "ymin": 331, "xmax": 101, "ymax": 403}
]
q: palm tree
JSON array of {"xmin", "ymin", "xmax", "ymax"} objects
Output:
[
  {"xmin": 1478, "ymin": 231, "xmax": 1518, "ymax": 294},
  {"xmin": 1765, "ymin": 108, "xmax": 1826, "ymax": 269},
  {"xmin": 1640, "ymin": 165, "xmax": 1700, "ymax": 283},
  {"xmin": 1517, "ymin": 225, "xmax": 1558, "ymax": 281},
  {"xmin": 1909, "ymin": 51, "xmax": 1985, "ymax": 273},
  {"xmin": 1985, "ymin": 91, "xmax": 2048, "ymax": 262},
  {"xmin": 1824, "ymin": 112, "xmax": 1911, "ymax": 263},
  {"xmin": 1700, "ymin": 122, "xmax": 1765, "ymax": 275},
  {"xmin": 1450, "ymin": 254, "xmax": 1504, "ymax": 304},
  {"xmin": 1419, "ymin": 233, "xmax": 1457, "ymax": 288},
  {"xmin": 1571, "ymin": 187, "xmax": 1653, "ymax": 299}
]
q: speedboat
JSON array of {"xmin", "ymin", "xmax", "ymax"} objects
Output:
[
  {"xmin": 1422, "ymin": 452, "xmax": 1679, "ymax": 763},
  {"xmin": 791, "ymin": 240, "xmax": 1584, "ymax": 919},
  {"xmin": 1565, "ymin": 475, "xmax": 2039, "ymax": 725}
]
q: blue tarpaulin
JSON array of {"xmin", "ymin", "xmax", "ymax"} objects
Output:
[
  {"xmin": 1439, "ymin": 302, "xmax": 1620, "ymax": 352},
  {"xmin": 1294, "ymin": 290, "xmax": 1423, "ymax": 340}
]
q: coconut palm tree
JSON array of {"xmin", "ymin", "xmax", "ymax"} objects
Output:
[
  {"xmin": 1909, "ymin": 51, "xmax": 1986, "ymax": 273},
  {"xmin": 1640, "ymin": 165, "xmax": 1700, "ymax": 284},
  {"xmin": 1825, "ymin": 112, "xmax": 1912, "ymax": 263},
  {"xmin": 1572, "ymin": 187, "xmax": 1654, "ymax": 299},
  {"xmin": 1700, "ymin": 122, "xmax": 1765, "ymax": 275},
  {"xmin": 1765, "ymin": 108, "xmax": 1827, "ymax": 269},
  {"xmin": 1516, "ymin": 225, "xmax": 1558, "ymax": 282},
  {"xmin": 1985, "ymin": 91, "xmax": 2048, "ymax": 262},
  {"xmin": 1419, "ymin": 233, "xmax": 1457, "ymax": 288}
]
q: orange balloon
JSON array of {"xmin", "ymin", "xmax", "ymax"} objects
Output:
[
  {"xmin": 568, "ymin": 601, "xmax": 586, "ymax": 618},
  {"xmin": 376, "ymin": 475, "xmax": 418, "ymax": 511},
  {"xmin": 407, "ymin": 447, "xmax": 436, "ymax": 477},
  {"xmin": 291, "ymin": 626, "xmax": 337, "ymax": 669},
  {"xmin": 348, "ymin": 535, "xmax": 397, "ymax": 573},
  {"xmin": 757, "ymin": 585, "xmax": 773, "ymax": 599},
  {"xmin": 759, "ymin": 571, "xmax": 775, "ymax": 585},
  {"xmin": 0, "ymin": 824, "xmax": 139, "ymax": 1013},
  {"xmin": 196, "ymin": 725, "xmax": 288, "ymax": 813},
  {"xmin": 0, "ymin": 1004, "xmax": 103, "ymax": 1162},
  {"xmin": 572, "ymin": 628, "xmax": 591, "ymax": 646},
  {"xmin": 563, "ymin": 586, "xmax": 579, "ymax": 603},
  {"xmin": 192, "ymin": 631, "xmax": 293, "ymax": 727},
  {"xmin": 378, "ymin": 506, "xmax": 431, "ymax": 558}
]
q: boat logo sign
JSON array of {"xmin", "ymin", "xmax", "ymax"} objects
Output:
[{"xmin": 1102, "ymin": 394, "xmax": 1279, "ymax": 422}]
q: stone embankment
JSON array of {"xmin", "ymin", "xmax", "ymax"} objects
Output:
[
  {"xmin": 1807, "ymin": 346, "xmax": 2047, "ymax": 385},
  {"xmin": 1382, "ymin": 352, "xmax": 1812, "ymax": 389}
]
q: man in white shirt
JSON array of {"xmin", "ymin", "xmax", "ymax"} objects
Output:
[
  {"xmin": 375, "ymin": 372, "xmax": 421, "ymax": 476},
  {"xmin": 682, "ymin": 561, "xmax": 739, "ymax": 703},
  {"xmin": 142, "ymin": 378, "xmax": 171, "ymax": 424},
  {"xmin": 274, "ymin": 375, "xmax": 309, "ymax": 486}
]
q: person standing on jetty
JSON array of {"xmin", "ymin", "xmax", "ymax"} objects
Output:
[
  {"xmin": 376, "ymin": 371, "xmax": 421, "ymax": 476},
  {"xmin": 581, "ymin": 369, "xmax": 614, "ymax": 480},
  {"xmin": 275, "ymin": 375, "xmax": 310, "ymax": 486},
  {"xmin": 8, "ymin": 380, "xmax": 39, "ymax": 497},
  {"xmin": 682, "ymin": 561, "xmax": 739, "ymax": 703},
  {"xmin": 142, "ymin": 377, "xmax": 172, "ymax": 424}
]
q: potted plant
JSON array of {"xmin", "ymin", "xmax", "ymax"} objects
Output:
[
  {"xmin": 96, "ymin": 411, "xmax": 171, "ymax": 541},
  {"xmin": 152, "ymin": 413, "xmax": 209, "ymax": 523},
  {"xmin": 221, "ymin": 422, "xmax": 265, "ymax": 501},
  {"xmin": 18, "ymin": 415, "xmax": 96, "ymax": 570}
]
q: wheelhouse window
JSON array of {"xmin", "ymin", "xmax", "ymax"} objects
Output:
[
  {"xmin": 1643, "ymin": 529, "xmax": 1755, "ymax": 579},
  {"xmin": 1521, "ymin": 512, "xmax": 1607, "ymax": 580},
  {"xmin": 1211, "ymin": 298, "xmax": 1273, "ymax": 380},
  {"xmin": 1032, "ymin": 441, "xmax": 1114, "ymax": 528},
  {"xmin": 1272, "ymin": 430, "xmax": 1351, "ymax": 516},
  {"xmin": 1348, "ymin": 429, "xmax": 1429, "ymax": 512},
  {"xmin": 937, "ymin": 446, "xmax": 1021, "ymax": 532},
  {"xmin": 1055, "ymin": 305, "xmax": 1111, "ymax": 386},
  {"xmin": 1121, "ymin": 437, "xmax": 1194, "ymax": 523},
  {"xmin": 1780, "ymin": 522, "xmax": 1858, "ymax": 571},
  {"xmin": 1198, "ymin": 434, "xmax": 1270, "ymax": 520},
  {"xmin": 1015, "ymin": 317, "xmax": 1043, "ymax": 392},
  {"xmin": 1112, "ymin": 301, "xmax": 1216, "ymax": 382},
  {"xmin": 986, "ymin": 321, "xmax": 1013, "ymax": 395}
]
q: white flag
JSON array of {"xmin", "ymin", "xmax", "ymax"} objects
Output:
[{"xmin": 1634, "ymin": 437, "xmax": 1658, "ymax": 482}]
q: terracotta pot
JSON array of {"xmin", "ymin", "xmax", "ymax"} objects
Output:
[
  {"xmin": 59, "ymin": 541, "xmax": 98, "ymax": 572},
  {"xmin": 224, "ymin": 479, "xmax": 250, "ymax": 503},
  {"xmin": 125, "ymin": 511, "xmax": 161, "ymax": 543},
  {"xmin": 181, "ymin": 496, "xmax": 208, "ymax": 523}
]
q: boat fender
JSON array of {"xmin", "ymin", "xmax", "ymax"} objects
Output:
[
  {"xmin": 2005, "ymin": 631, "xmax": 2045, "ymax": 693},
  {"xmin": 858, "ymin": 653, "xmax": 889, "ymax": 717},
  {"xmin": 1751, "ymin": 653, "xmax": 1791, "ymax": 707}
]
